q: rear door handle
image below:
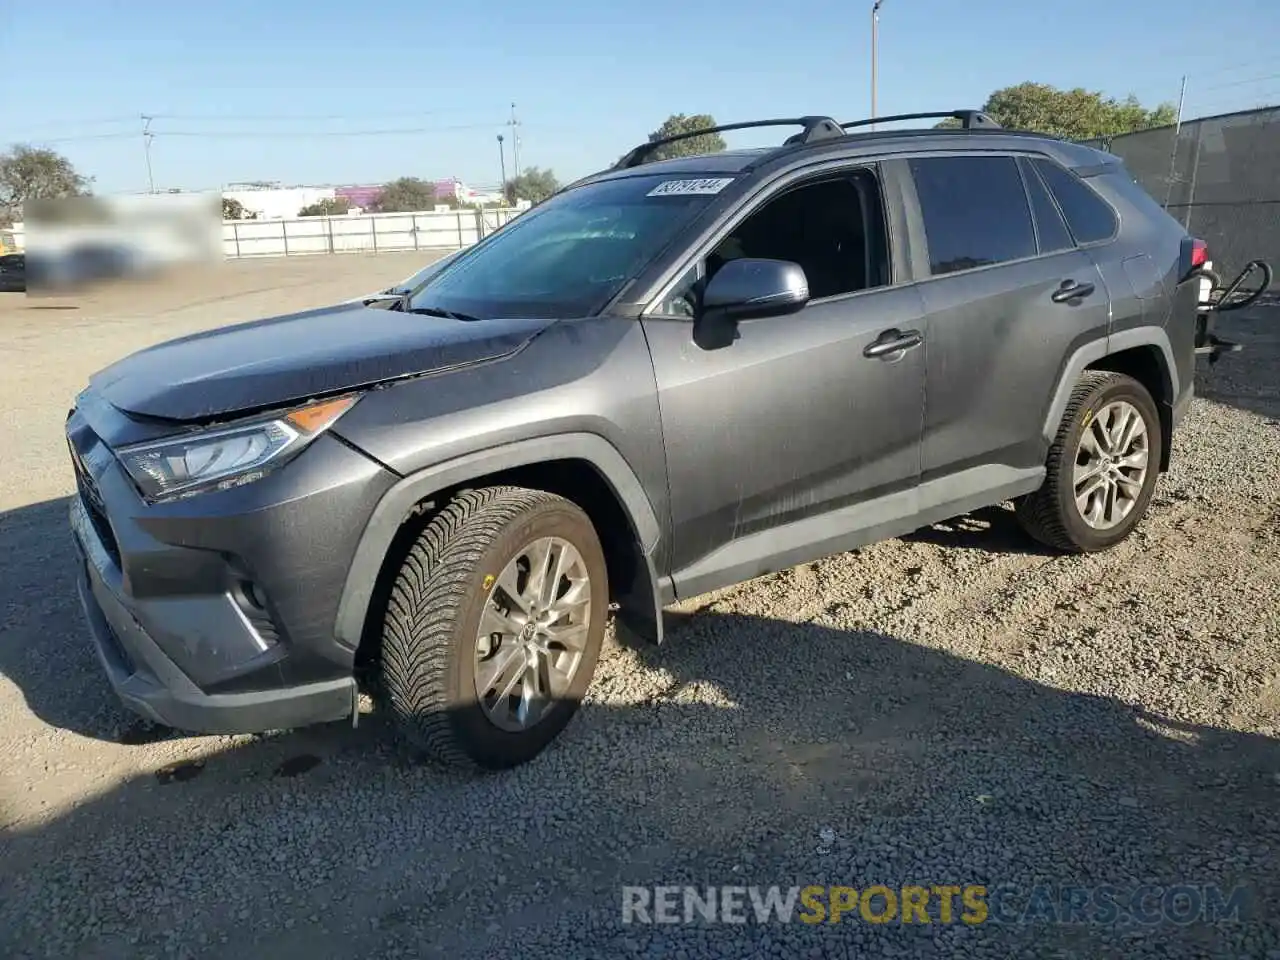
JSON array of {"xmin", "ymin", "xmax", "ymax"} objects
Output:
[
  {"xmin": 863, "ymin": 328, "xmax": 923, "ymax": 359},
  {"xmin": 1051, "ymin": 279, "xmax": 1096, "ymax": 303}
]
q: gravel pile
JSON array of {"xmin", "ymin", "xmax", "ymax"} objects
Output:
[{"xmin": 0, "ymin": 270, "xmax": 1276, "ymax": 959}]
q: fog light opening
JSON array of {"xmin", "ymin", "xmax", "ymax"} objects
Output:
[{"xmin": 240, "ymin": 580, "xmax": 268, "ymax": 611}]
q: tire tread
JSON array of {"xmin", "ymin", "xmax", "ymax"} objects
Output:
[
  {"xmin": 1016, "ymin": 370, "xmax": 1137, "ymax": 552},
  {"xmin": 380, "ymin": 485, "xmax": 574, "ymax": 768}
]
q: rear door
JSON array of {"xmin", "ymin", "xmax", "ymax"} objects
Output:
[{"xmin": 898, "ymin": 153, "xmax": 1112, "ymax": 483}]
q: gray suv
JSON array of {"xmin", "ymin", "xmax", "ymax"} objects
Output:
[{"xmin": 67, "ymin": 110, "xmax": 1211, "ymax": 769}]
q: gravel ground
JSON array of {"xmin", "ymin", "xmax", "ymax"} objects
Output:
[{"xmin": 1, "ymin": 257, "xmax": 1278, "ymax": 960}]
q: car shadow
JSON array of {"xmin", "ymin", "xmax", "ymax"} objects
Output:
[
  {"xmin": 1195, "ymin": 303, "xmax": 1280, "ymax": 422},
  {"xmin": 0, "ymin": 496, "xmax": 144, "ymax": 741},
  {"xmin": 898, "ymin": 503, "xmax": 1060, "ymax": 557},
  {"xmin": 1, "ymin": 523, "xmax": 1277, "ymax": 958}
]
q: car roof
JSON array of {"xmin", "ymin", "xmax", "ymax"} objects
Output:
[{"xmin": 574, "ymin": 123, "xmax": 1121, "ymax": 191}]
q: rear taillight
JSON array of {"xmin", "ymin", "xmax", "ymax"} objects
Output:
[{"xmin": 1180, "ymin": 236, "xmax": 1210, "ymax": 281}]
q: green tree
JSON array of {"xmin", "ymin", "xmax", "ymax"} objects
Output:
[
  {"xmin": 937, "ymin": 83, "xmax": 1177, "ymax": 140},
  {"xmin": 0, "ymin": 145, "xmax": 92, "ymax": 222},
  {"xmin": 504, "ymin": 167, "xmax": 560, "ymax": 205},
  {"xmin": 643, "ymin": 114, "xmax": 727, "ymax": 162},
  {"xmin": 222, "ymin": 197, "xmax": 255, "ymax": 220},
  {"xmin": 370, "ymin": 177, "xmax": 440, "ymax": 213},
  {"xmin": 298, "ymin": 197, "xmax": 351, "ymax": 217}
]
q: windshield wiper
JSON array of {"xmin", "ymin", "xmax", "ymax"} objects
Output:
[{"xmin": 406, "ymin": 305, "xmax": 482, "ymax": 323}]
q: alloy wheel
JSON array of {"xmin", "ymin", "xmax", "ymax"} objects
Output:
[{"xmin": 473, "ymin": 536, "xmax": 593, "ymax": 732}]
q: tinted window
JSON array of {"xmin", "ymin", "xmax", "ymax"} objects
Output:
[
  {"xmin": 656, "ymin": 171, "xmax": 889, "ymax": 317},
  {"xmin": 1032, "ymin": 158, "xmax": 1119, "ymax": 244},
  {"xmin": 1020, "ymin": 159, "xmax": 1074, "ymax": 254},
  {"xmin": 409, "ymin": 174, "xmax": 730, "ymax": 319},
  {"xmin": 909, "ymin": 156, "xmax": 1036, "ymax": 275}
]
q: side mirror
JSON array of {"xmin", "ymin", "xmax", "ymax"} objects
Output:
[{"xmin": 695, "ymin": 258, "xmax": 809, "ymax": 349}]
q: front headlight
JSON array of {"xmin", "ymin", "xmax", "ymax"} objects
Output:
[{"xmin": 117, "ymin": 394, "xmax": 359, "ymax": 503}]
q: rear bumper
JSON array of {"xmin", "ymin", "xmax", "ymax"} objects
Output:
[{"xmin": 71, "ymin": 495, "xmax": 356, "ymax": 734}]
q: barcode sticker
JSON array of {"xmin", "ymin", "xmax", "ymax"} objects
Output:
[{"xmin": 646, "ymin": 178, "xmax": 736, "ymax": 197}]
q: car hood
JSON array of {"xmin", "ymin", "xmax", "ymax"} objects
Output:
[{"xmin": 90, "ymin": 302, "xmax": 557, "ymax": 422}]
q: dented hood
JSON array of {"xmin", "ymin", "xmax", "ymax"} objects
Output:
[{"xmin": 91, "ymin": 302, "xmax": 555, "ymax": 422}]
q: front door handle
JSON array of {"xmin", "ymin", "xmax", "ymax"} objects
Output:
[
  {"xmin": 863, "ymin": 328, "xmax": 923, "ymax": 359},
  {"xmin": 1051, "ymin": 279, "xmax": 1097, "ymax": 303}
]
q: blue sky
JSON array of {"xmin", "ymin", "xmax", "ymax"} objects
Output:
[{"xmin": 4, "ymin": 0, "xmax": 1278, "ymax": 195}]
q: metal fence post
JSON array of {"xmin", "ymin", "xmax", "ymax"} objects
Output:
[
  {"xmin": 1183, "ymin": 124, "xmax": 1204, "ymax": 234},
  {"xmin": 456, "ymin": 210, "xmax": 463, "ymax": 248},
  {"xmin": 233, "ymin": 222, "xmax": 241, "ymax": 258},
  {"xmin": 327, "ymin": 216, "xmax": 335, "ymax": 254},
  {"xmin": 372, "ymin": 217, "xmax": 378, "ymax": 253},
  {"xmin": 282, "ymin": 220, "xmax": 289, "ymax": 256}
]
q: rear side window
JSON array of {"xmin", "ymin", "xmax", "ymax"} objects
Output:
[
  {"xmin": 1031, "ymin": 158, "xmax": 1119, "ymax": 244},
  {"xmin": 1019, "ymin": 158, "xmax": 1074, "ymax": 254},
  {"xmin": 909, "ymin": 156, "xmax": 1036, "ymax": 275}
]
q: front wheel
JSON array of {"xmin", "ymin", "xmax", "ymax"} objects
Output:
[
  {"xmin": 1016, "ymin": 371, "xmax": 1162, "ymax": 553},
  {"xmin": 379, "ymin": 486, "xmax": 608, "ymax": 769}
]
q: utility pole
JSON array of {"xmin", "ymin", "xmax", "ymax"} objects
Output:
[
  {"xmin": 1163, "ymin": 75, "xmax": 1190, "ymax": 209},
  {"xmin": 508, "ymin": 102, "xmax": 522, "ymax": 179},
  {"xmin": 497, "ymin": 133, "xmax": 507, "ymax": 200},
  {"xmin": 865, "ymin": 0, "xmax": 885, "ymax": 129},
  {"xmin": 141, "ymin": 114, "xmax": 156, "ymax": 193}
]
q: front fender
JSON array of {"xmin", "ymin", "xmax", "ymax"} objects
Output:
[{"xmin": 333, "ymin": 432, "xmax": 665, "ymax": 649}]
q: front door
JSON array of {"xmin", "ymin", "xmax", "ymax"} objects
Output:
[{"xmin": 639, "ymin": 167, "xmax": 928, "ymax": 598}]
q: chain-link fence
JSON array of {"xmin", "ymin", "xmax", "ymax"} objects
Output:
[{"xmin": 1083, "ymin": 106, "xmax": 1279, "ymax": 288}]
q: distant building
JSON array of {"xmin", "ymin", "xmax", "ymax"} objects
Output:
[
  {"xmin": 334, "ymin": 184, "xmax": 384, "ymax": 210},
  {"xmin": 223, "ymin": 178, "xmax": 507, "ymax": 219},
  {"xmin": 223, "ymin": 185, "xmax": 340, "ymax": 220}
]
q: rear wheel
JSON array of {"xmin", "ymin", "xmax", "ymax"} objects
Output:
[
  {"xmin": 1016, "ymin": 371, "xmax": 1162, "ymax": 553},
  {"xmin": 379, "ymin": 486, "xmax": 607, "ymax": 769}
]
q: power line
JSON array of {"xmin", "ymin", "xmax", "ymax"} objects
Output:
[
  {"xmin": 143, "ymin": 107, "xmax": 485, "ymax": 122},
  {"xmin": 14, "ymin": 122, "xmax": 517, "ymax": 144},
  {"xmin": 156, "ymin": 122, "xmax": 507, "ymax": 139},
  {"xmin": 17, "ymin": 132, "xmax": 138, "ymax": 145},
  {"xmin": 1191, "ymin": 71, "xmax": 1280, "ymax": 95}
]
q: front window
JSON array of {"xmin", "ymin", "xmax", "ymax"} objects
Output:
[{"xmin": 407, "ymin": 174, "xmax": 734, "ymax": 320}]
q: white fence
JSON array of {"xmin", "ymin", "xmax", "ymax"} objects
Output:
[
  {"xmin": 6, "ymin": 206, "xmax": 526, "ymax": 260},
  {"xmin": 221, "ymin": 206, "xmax": 524, "ymax": 259}
]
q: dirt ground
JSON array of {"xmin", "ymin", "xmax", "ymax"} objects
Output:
[{"xmin": 0, "ymin": 255, "xmax": 1277, "ymax": 959}]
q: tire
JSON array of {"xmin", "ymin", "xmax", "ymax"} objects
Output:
[
  {"xmin": 379, "ymin": 485, "xmax": 608, "ymax": 770},
  {"xmin": 1016, "ymin": 371, "xmax": 1163, "ymax": 553}
]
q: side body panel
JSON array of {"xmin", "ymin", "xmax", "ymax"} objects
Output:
[
  {"xmin": 641, "ymin": 285, "xmax": 928, "ymax": 595},
  {"xmin": 332, "ymin": 317, "xmax": 673, "ymax": 641},
  {"xmin": 914, "ymin": 250, "xmax": 1110, "ymax": 479}
]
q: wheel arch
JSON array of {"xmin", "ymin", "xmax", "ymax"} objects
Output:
[
  {"xmin": 1043, "ymin": 329, "xmax": 1179, "ymax": 472},
  {"xmin": 337, "ymin": 433, "xmax": 667, "ymax": 664}
]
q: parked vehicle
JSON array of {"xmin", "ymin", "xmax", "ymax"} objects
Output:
[
  {"xmin": 26, "ymin": 241, "xmax": 144, "ymax": 291},
  {"xmin": 0, "ymin": 253, "xmax": 24, "ymax": 292},
  {"xmin": 66, "ymin": 109, "xmax": 1263, "ymax": 770}
]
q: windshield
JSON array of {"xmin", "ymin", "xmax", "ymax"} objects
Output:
[{"xmin": 406, "ymin": 173, "xmax": 735, "ymax": 320}]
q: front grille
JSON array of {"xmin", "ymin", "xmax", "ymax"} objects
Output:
[{"xmin": 67, "ymin": 431, "xmax": 122, "ymax": 568}]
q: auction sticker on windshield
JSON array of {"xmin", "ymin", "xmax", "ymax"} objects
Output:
[{"xmin": 646, "ymin": 178, "xmax": 736, "ymax": 197}]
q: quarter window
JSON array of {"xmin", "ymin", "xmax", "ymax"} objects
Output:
[
  {"xmin": 909, "ymin": 156, "xmax": 1036, "ymax": 275},
  {"xmin": 1020, "ymin": 158, "xmax": 1075, "ymax": 254},
  {"xmin": 1031, "ymin": 157, "xmax": 1119, "ymax": 244}
]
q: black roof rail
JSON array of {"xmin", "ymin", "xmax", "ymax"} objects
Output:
[
  {"xmin": 612, "ymin": 116, "xmax": 844, "ymax": 170},
  {"xmin": 839, "ymin": 110, "xmax": 1001, "ymax": 131}
]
